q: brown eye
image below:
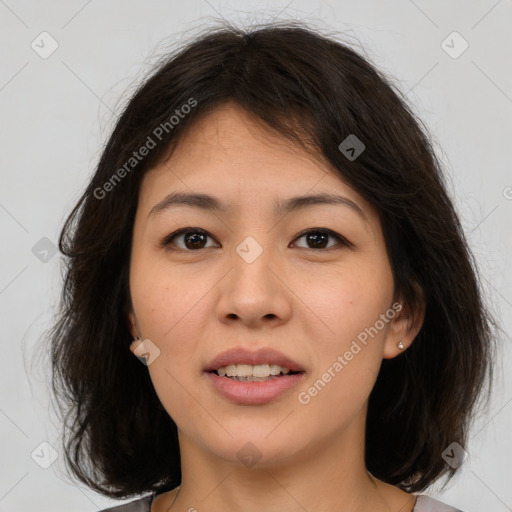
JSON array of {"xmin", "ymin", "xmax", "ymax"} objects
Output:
[
  {"xmin": 161, "ymin": 228, "xmax": 218, "ymax": 251},
  {"xmin": 161, "ymin": 227, "xmax": 351, "ymax": 252},
  {"xmin": 292, "ymin": 229, "xmax": 351, "ymax": 250}
]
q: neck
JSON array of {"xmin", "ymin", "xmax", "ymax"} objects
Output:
[{"xmin": 157, "ymin": 412, "xmax": 415, "ymax": 512}]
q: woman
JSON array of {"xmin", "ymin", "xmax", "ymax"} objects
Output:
[{"xmin": 49, "ymin": 21, "xmax": 496, "ymax": 512}]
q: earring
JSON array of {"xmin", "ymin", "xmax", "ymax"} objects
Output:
[{"xmin": 397, "ymin": 340, "xmax": 404, "ymax": 350}]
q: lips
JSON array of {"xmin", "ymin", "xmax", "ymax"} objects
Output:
[{"xmin": 204, "ymin": 347, "xmax": 305, "ymax": 374}]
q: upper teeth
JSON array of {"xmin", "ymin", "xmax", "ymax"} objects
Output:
[{"xmin": 217, "ymin": 364, "xmax": 291, "ymax": 378}]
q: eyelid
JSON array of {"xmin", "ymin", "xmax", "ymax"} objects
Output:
[
  {"xmin": 160, "ymin": 227, "xmax": 215, "ymax": 249},
  {"xmin": 160, "ymin": 227, "xmax": 353, "ymax": 251},
  {"xmin": 291, "ymin": 228, "xmax": 353, "ymax": 249}
]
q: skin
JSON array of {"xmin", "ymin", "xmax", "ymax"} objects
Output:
[{"xmin": 128, "ymin": 101, "xmax": 425, "ymax": 512}]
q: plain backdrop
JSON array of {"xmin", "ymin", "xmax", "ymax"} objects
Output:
[{"xmin": 1, "ymin": 1, "xmax": 511, "ymax": 511}]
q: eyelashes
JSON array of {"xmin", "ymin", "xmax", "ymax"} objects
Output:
[
  {"xmin": 160, "ymin": 227, "xmax": 353, "ymax": 252},
  {"xmin": 160, "ymin": 228, "xmax": 216, "ymax": 251}
]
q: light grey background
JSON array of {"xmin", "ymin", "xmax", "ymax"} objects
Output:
[{"xmin": 1, "ymin": 1, "xmax": 511, "ymax": 511}]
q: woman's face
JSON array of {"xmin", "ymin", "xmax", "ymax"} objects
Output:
[{"xmin": 128, "ymin": 101, "xmax": 410, "ymax": 468}]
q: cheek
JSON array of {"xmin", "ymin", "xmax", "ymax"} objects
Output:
[
  {"xmin": 295, "ymin": 270, "xmax": 393, "ymax": 428},
  {"xmin": 130, "ymin": 258, "xmax": 208, "ymax": 422},
  {"xmin": 297, "ymin": 259, "xmax": 394, "ymax": 349},
  {"xmin": 302, "ymin": 261, "xmax": 394, "ymax": 406},
  {"xmin": 130, "ymin": 254, "xmax": 209, "ymax": 340}
]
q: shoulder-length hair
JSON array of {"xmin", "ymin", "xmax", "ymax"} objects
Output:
[{"xmin": 49, "ymin": 20, "xmax": 496, "ymax": 499}]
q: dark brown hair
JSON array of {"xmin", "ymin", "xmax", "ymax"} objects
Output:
[{"xmin": 48, "ymin": 19, "xmax": 497, "ymax": 499}]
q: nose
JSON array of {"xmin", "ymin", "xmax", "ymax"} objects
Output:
[{"xmin": 215, "ymin": 238, "xmax": 292, "ymax": 329}]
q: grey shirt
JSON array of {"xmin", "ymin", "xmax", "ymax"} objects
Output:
[{"xmin": 98, "ymin": 493, "xmax": 463, "ymax": 511}]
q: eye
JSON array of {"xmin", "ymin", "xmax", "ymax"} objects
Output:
[
  {"xmin": 161, "ymin": 227, "xmax": 352, "ymax": 252},
  {"xmin": 291, "ymin": 228, "xmax": 352, "ymax": 250},
  {"xmin": 160, "ymin": 228, "xmax": 218, "ymax": 251}
]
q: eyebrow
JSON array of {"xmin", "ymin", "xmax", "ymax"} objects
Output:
[{"xmin": 148, "ymin": 191, "xmax": 367, "ymax": 222}]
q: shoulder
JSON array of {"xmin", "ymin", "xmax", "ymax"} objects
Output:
[
  {"xmin": 413, "ymin": 494, "xmax": 464, "ymax": 512},
  {"xmin": 97, "ymin": 494, "xmax": 153, "ymax": 512}
]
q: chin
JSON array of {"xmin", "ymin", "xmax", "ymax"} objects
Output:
[{"xmin": 202, "ymin": 430, "xmax": 305, "ymax": 469}]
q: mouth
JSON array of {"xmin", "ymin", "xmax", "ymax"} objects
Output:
[
  {"xmin": 211, "ymin": 364, "xmax": 303, "ymax": 382},
  {"xmin": 204, "ymin": 347, "xmax": 306, "ymax": 405},
  {"xmin": 204, "ymin": 348, "xmax": 305, "ymax": 377}
]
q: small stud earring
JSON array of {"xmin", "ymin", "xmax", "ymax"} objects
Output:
[{"xmin": 397, "ymin": 340, "xmax": 404, "ymax": 350}]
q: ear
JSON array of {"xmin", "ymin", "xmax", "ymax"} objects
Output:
[
  {"xmin": 382, "ymin": 281, "xmax": 426, "ymax": 359},
  {"xmin": 127, "ymin": 309, "xmax": 142, "ymax": 355}
]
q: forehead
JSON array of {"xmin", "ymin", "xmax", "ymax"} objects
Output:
[
  {"xmin": 137, "ymin": 102, "xmax": 378, "ymax": 227},
  {"xmin": 153, "ymin": 102, "xmax": 329, "ymax": 181}
]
